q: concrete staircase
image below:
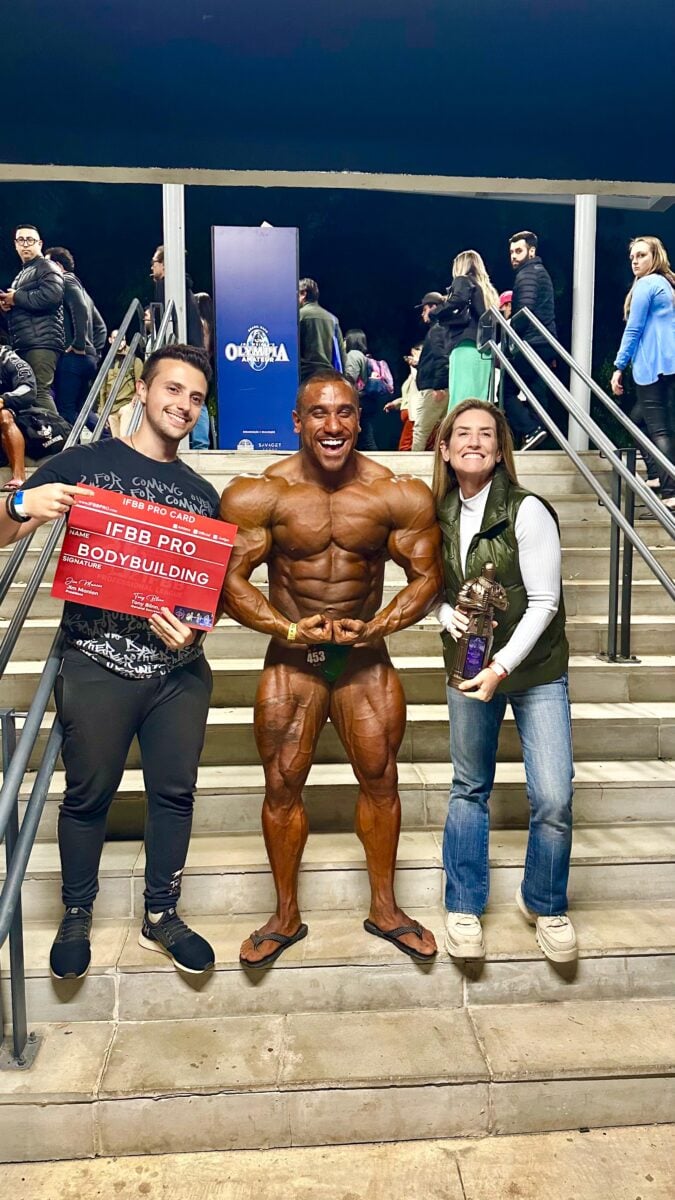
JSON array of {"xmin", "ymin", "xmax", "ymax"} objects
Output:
[{"xmin": 0, "ymin": 450, "xmax": 673, "ymax": 1163}]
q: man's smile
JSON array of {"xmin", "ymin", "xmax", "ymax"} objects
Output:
[
  {"xmin": 165, "ymin": 408, "xmax": 190, "ymax": 429},
  {"xmin": 318, "ymin": 436, "xmax": 348, "ymax": 452}
]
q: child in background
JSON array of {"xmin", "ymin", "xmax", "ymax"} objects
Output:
[{"xmin": 385, "ymin": 343, "xmax": 423, "ymax": 450}]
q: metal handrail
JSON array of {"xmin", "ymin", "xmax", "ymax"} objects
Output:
[
  {"xmin": 0, "ymin": 338, "xmax": 143, "ymax": 679},
  {"xmin": 0, "ymin": 302, "xmax": 175, "ymax": 1066},
  {"xmin": 0, "ymin": 639, "xmax": 65, "ymax": 936},
  {"xmin": 489, "ymin": 338, "xmax": 675, "ymax": 600},
  {"xmin": 0, "ymin": 299, "xmax": 146, "ymax": 608},
  {"xmin": 481, "ymin": 306, "xmax": 675, "ymax": 541},
  {"xmin": 512, "ymin": 306, "xmax": 675, "ymax": 482}
]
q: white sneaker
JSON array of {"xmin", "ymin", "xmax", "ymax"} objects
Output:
[
  {"xmin": 445, "ymin": 911, "xmax": 485, "ymax": 959},
  {"xmin": 515, "ymin": 886, "xmax": 578, "ymax": 963}
]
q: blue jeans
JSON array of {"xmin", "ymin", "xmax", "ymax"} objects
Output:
[
  {"xmin": 54, "ymin": 352, "xmax": 98, "ymax": 427},
  {"xmin": 443, "ymin": 675, "xmax": 574, "ymax": 916},
  {"xmin": 190, "ymin": 404, "xmax": 210, "ymax": 450}
]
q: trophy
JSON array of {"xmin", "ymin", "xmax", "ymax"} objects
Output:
[{"xmin": 448, "ymin": 562, "xmax": 509, "ymax": 690}]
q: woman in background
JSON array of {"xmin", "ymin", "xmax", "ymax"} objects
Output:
[
  {"xmin": 437, "ymin": 250, "xmax": 499, "ymax": 412},
  {"xmin": 343, "ymin": 328, "xmax": 377, "ymax": 450},
  {"xmin": 611, "ymin": 236, "xmax": 675, "ymax": 509}
]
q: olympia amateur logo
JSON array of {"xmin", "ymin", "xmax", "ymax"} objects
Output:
[{"xmin": 224, "ymin": 325, "xmax": 290, "ymax": 372}]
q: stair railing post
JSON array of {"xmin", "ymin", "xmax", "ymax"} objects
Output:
[
  {"xmin": 0, "ymin": 708, "xmax": 36, "ymax": 1068},
  {"xmin": 620, "ymin": 449, "xmax": 638, "ymax": 662},
  {"xmin": 605, "ymin": 468, "xmax": 622, "ymax": 662}
]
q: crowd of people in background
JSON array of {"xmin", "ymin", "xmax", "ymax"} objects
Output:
[
  {"xmin": 298, "ymin": 229, "xmax": 674, "ymax": 509},
  {"xmin": 0, "ymin": 221, "xmax": 673, "ymax": 508},
  {"xmin": 298, "ymin": 231, "xmax": 562, "ymax": 455},
  {"xmin": 0, "ymin": 226, "xmax": 217, "ymax": 491}
]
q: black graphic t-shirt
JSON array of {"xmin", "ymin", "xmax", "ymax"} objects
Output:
[{"xmin": 24, "ymin": 440, "xmax": 220, "ymax": 678}]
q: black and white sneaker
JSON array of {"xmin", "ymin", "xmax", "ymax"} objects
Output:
[
  {"xmin": 50, "ymin": 906, "xmax": 93, "ymax": 980},
  {"xmin": 139, "ymin": 908, "xmax": 215, "ymax": 975},
  {"xmin": 521, "ymin": 426, "xmax": 547, "ymax": 451}
]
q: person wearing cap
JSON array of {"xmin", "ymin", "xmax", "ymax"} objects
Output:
[
  {"xmin": 412, "ymin": 291, "xmax": 448, "ymax": 451},
  {"xmin": 499, "ymin": 290, "xmax": 513, "ymax": 320}
]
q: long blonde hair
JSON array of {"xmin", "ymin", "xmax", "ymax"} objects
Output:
[
  {"xmin": 431, "ymin": 399, "xmax": 519, "ymax": 509},
  {"xmin": 623, "ymin": 236, "xmax": 675, "ymax": 320},
  {"xmin": 451, "ymin": 249, "xmax": 500, "ymax": 310}
]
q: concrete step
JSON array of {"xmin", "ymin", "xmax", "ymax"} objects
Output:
[
  {"xmin": 12, "ymin": 701, "xmax": 675, "ymax": 771},
  {"xmin": 0, "ymin": 998, "xmax": 673, "ymax": 1161},
  {"xmin": 8, "ymin": 824, "xmax": 675, "ymax": 921},
  {"xmin": 2, "ymin": 609, "xmax": 674, "ymax": 661},
  {"xmin": 19, "ymin": 698, "xmax": 675, "ymax": 771},
  {"xmin": 389, "ymin": 615, "xmax": 675, "ymax": 656},
  {"xmin": 4, "ymin": 903, "xmax": 674, "ymax": 1027},
  {"xmin": 184, "ymin": 465, "xmax": 619, "ymax": 501},
  {"xmin": 562, "ymin": 545, "xmax": 675, "ymax": 582},
  {"xmin": 21, "ymin": 758, "xmax": 675, "ymax": 842},
  {"xmin": 11, "ymin": 447, "xmax": 605, "ymax": 480},
  {"xmin": 3, "ymin": 653, "xmax": 673, "ymax": 710},
  {"xmin": 181, "ymin": 445, "xmax": 610, "ymax": 476}
]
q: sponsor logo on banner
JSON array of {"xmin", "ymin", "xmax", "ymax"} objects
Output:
[{"xmin": 224, "ymin": 324, "xmax": 290, "ymax": 372}]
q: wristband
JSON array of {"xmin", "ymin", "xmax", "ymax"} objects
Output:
[
  {"xmin": 5, "ymin": 491, "xmax": 31, "ymax": 524},
  {"xmin": 286, "ymin": 622, "xmax": 298, "ymax": 642},
  {"xmin": 488, "ymin": 660, "xmax": 508, "ymax": 680}
]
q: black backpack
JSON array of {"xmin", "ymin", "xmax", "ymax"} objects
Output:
[{"xmin": 15, "ymin": 407, "xmax": 72, "ymax": 460}]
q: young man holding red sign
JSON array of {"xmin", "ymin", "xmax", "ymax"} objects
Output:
[{"xmin": 0, "ymin": 345, "xmax": 220, "ymax": 980}]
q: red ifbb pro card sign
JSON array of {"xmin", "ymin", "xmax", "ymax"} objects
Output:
[{"xmin": 52, "ymin": 487, "xmax": 237, "ymax": 630}]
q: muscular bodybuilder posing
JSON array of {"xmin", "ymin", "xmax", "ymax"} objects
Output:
[{"xmin": 220, "ymin": 370, "xmax": 442, "ymax": 966}]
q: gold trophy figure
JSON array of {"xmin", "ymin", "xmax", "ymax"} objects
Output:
[{"xmin": 448, "ymin": 562, "xmax": 509, "ymax": 691}]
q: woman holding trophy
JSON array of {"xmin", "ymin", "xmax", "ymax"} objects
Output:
[{"xmin": 432, "ymin": 399, "xmax": 577, "ymax": 964}]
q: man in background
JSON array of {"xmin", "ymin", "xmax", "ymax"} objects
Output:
[
  {"xmin": 298, "ymin": 278, "xmax": 344, "ymax": 381},
  {"xmin": 0, "ymin": 338, "xmax": 36, "ymax": 486},
  {"xmin": 413, "ymin": 291, "xmax": 448, "ymax": 451},
  {"xmin": 46, "ymin": 247, "xmax": 107, "ymax": 427},
  {"xmin": 0, "ymin": 224, "xmax": 64, "ymax": 413},
  {"xmin": 502, "ymin": 231, "xmax": 559, "ymax": 449},
  {"xmin": 151, "ymin": 245, "xmax": 210, "ymax": 448}
]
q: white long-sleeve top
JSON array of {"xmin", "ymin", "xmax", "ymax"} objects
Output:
[
  {"xmin": 397, "ymin": 369, "xmax": 422, "ymax": 423},
  {"xmin": 456, "ymin": 479, "xmax": 562, "ymax": 676}
]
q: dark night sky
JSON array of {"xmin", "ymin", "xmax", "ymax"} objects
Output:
[{"xmin": 2, "ymin": 1, "xmax": 674, "ymax": 182}]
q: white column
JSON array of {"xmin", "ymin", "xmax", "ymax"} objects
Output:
[
  {"xmin": 569, "ymin": 194, "xmax": 598, "ymax": 452},
  {"xmin": 162, "ymin": 184, "xmax": 187, "ymax": 342}
]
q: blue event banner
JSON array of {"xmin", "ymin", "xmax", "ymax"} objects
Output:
[{"xmin": 212, "ymin": 225, "xmax": 299, "ymax": 451}]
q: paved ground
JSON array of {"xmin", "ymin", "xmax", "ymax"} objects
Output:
[{"xmin": 3, "ymin": 1124, "xmax": 673, "ymax": 1199}]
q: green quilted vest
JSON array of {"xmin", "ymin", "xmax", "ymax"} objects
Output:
[{"xmin": 437, "ymin": 464, "xmax": 569, "ymax": 693}]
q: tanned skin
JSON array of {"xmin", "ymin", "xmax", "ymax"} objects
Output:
[{"xmin": 219, "ymin": 374, "xmax": 443, "ymax": 963}]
